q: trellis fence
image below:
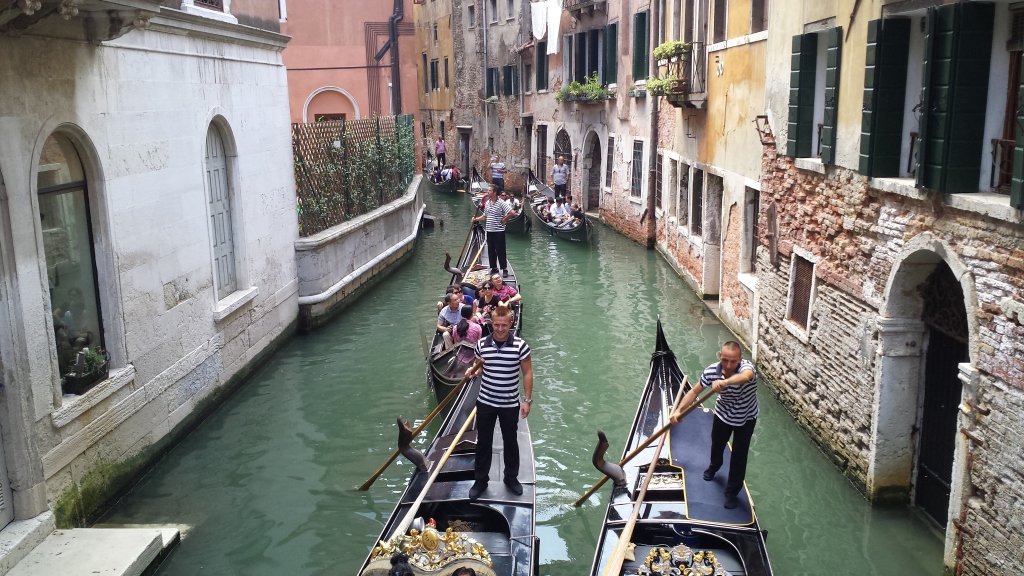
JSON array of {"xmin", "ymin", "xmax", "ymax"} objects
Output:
[{"xmin": 293, "ymin": 114, "xmax": 416, "ymax": 237}]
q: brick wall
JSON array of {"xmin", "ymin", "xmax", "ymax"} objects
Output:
[{"xmin": 721, "ymin": 203, "xmax": 750, "ymax": 319}]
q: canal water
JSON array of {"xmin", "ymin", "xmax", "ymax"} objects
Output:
[{"xmin": 99, "ymin": 187, "xmax": 943, "ymax": 575}]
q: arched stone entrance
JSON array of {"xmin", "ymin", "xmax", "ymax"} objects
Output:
[
  {"xmin": 871, "ymin": 234, "xmax": 978, "ymax": 561},
  {"xmin": 582, "ymin": 131, "xmax": 601, "ymax": 211},
  {"xmin": 554, "ymin": 129, "xmax": 572, "ymax": 192}
]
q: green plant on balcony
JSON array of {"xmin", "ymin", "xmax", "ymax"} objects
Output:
[
  {"xmin": 653, "ymin": 40, "xmax": 689, "ymax": 61},
  {"xmin": 649, "ymin": 41, "xmax": 691, "ymax": 97},
  {"xmin": 555, "ymin": 73, "xmax": 612, "ymax": 103}
]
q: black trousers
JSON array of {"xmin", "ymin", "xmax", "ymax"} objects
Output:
[
  {"xmin": 553, "ymin": 183, "xmax": 566, "ymax": 199},
  {"xmin": 493, "ymin": 177, "xmax": 505, "ymax": 192},
  {"xmin": 708, "ymin": 416, "xmax": 756, "ymax": 497},
  {"xmin": 474, "ymin": 403, "xmax": 520, "ymax": 482},
  {"xmin": 486, "ymin": 231, "xmax": 508, "ymax": 272},
  {"xmin": 436, "ymin": 153, "xmax": 446, "ymax": 168}
]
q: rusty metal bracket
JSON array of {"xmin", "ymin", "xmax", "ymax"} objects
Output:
[{"xmin": 753, "ymin": 115, "xmax": 774, "ymax": 145}]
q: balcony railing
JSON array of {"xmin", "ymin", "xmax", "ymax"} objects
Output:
[
  {"xmin": 660, "ymin": 41, "xmax": 706, "ymax": 108},
  {"xmin": 194, "ymin": 0, "xmax": 224, "ymax": 11},
  {"xmin": 565, "ymin": 0, "xmax": 605, "ymax": 17}
]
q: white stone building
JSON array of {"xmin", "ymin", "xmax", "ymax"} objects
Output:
[{"xmin": 0, "ymin": 0, "xmax": 298, "ymax": 559}]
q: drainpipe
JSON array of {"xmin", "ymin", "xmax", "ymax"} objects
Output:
[
  {"xmin": 389, "ymin": 0, "xmax": 404, "ymax": 114},
  {"xmin": 483, "ymin": 0, "xmax": 490, "ymax": 153},
  {"xmin": 645, "ymin": 0, "xmax": 660, "ymax": 249}
]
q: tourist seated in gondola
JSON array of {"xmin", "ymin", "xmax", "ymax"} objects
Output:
[
  {"xmin": 437, "ymin": 292, "xmax": 467, "ymax": 333},
  {"xmin": 437, "ymin": 284, "xmax": 475, "ymax": 311},
  {"xmin": 549, "ymin": 197, "xmax": 571, "ymax": 223},
  {"xmin": 490, "ymin": 273, "xmax": 521, "ymax": 304},
  {"xmin": 474, "ymin": 281, "xmax": 501, "ymax": 323},
  {"xmin": 452, "ymin": 306, "xmax": 482, "ymax": 344},
  {"xmin": 430, "ymin": 166, "xmax": 443, "ymax": 183}
]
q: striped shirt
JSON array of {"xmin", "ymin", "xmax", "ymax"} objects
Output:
[
  {"xmin": 701, "ymin": 358, "xmax": 758, "ymax": 426},
  {"xmin": 482, "ymin": 198, "xmax": 512, "ymax": 233},
  {"xmin": 490, "ymin": 162, "xmax": 506, "ymax": 180},
  {"xmin": 474, "ymin": 334, "xmax": 531, "ymax": 408}
]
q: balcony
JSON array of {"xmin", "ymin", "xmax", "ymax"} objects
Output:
[
  {"xmin": 0, "ymin": 0, "xmax": 160, "ymax": 40},
  {"xmin": 565, "ymin": 0, "xmax": 606, "ymax": 18},
  {"xmin": 651, "ymin": 41, "xmax": 707, "ymax": 109}
]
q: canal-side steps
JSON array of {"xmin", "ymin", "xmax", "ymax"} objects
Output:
[{"xmin": 4, "ymin": 525, "xmax": 179, "ymax": 576}]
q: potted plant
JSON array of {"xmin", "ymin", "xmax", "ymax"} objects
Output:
[
  {"xmin": 63, "ymin": 347, "xmax": 108, "ymax": 395},
  {"xmin": 653, "ymin": 40, "xmax": 689, "ymax": 62},
  {"xmin": 555, "ymin": 74, "xmax": 612, "ymax": 103}
]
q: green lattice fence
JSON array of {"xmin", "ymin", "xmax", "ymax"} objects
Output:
[{"xmin": 293, "ymin": 114, "xmax": 416, "ymax": 237}]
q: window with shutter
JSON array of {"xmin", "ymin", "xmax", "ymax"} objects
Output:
[
  {"xmin": 630, "ymin": 140, "xmax": 644, "ymax": 197},
  {"xmin": 588, "ymin": 29, "xmax": 600, "ymax": 80},
  {"xmin": 1013, "ymin": 55, "xmax": 1024, "ymax": 209},
  {"xmin": 691, "ymin": 168, "xmax": 704, "ymax": 236},
  {"xmin": 633, "ymin": 11, "xmax": 650, "ymax": 82},
  {"xmin": 575, "ymin": 33, "xmax": 586, "ymax": 82},
  {"xmin": 503, "ymin": 66, "xmax": 513, "ymax": 96},
  {"xmin": 486, "ymin": 67, "xmax": 497, "ymax": 97},
  {"xmin": 821, "ymin": 26, "xmax": 843, "ymax": 165},
  {"xmin": 537, "ymin": 42, "xmax": 549, "ymax": 90},
  {"xmin": 605, "ymin": 136, "xmax": 615, "ymax": 187},
  {"xmin": 655, "ymin": 152, "xmax": 663, "ymax": 209},
  {"xmin": 787, "ymin": 254, "xmax": 815, "ymax": 331},
  {"xmin": 605, "ymin": 23, "xmax": 618, "ymax": 84},
  {"xmin": 859, "ymin": 18, "xmax": 911, "ymax": 177},
  {"xmin": 917, "ymin": 3, "xmax": 995, "ymax": 192},
  {"xmin": 787, "ymin": 33, "xmax": 817, "ymax": 158},
  {"xmin": 206, "ymin": 126, "xmax": 237, "ymax": 299}
]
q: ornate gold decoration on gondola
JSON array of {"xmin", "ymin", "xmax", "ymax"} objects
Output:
[
  {"xmin": 634, "ymin": 544, "xmax": 732, "ymax": 576},
  {"xmin": 363, "ymin": 524, "xmax": 495, "ymax": 576}
]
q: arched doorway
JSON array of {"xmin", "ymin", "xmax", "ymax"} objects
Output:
[
  {"xmin": 554, "ymin": 129, "xmax": 572, "ymax": 192},
  {"xmin": 583, "ymin": 132, "xmax": 601, "ymax": 211},
  {"xmin": 303, "ymin": 87, "xmax": 360, "ymax": 122}
]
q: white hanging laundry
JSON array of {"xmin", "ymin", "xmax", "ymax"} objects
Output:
[
  {"xmin": 531, "ymin": 1, "xmax": 548, "ymax": 40},
  {"xmin": 547, "ymin": 0, "xmax": 562, "ymax": 54}
]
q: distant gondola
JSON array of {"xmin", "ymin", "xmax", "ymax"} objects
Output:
[
  {"xmin": 588, "ymin": 321, "xmax": 773, "ymax": 576},
  {"xmin": 525, "ymin": 173, "xmax": 592, "ymax": 243},
  {"xmin": 425, "ymin": 167, "xmax": 468, "ymax": 194},
  {"xmin": 428, "ymin": 223, "xmax": 524, "ymax": 402},
  {"xmin": 469, "ymin": 168, "xmax": 530, "ymax": 233},
  {"xmin": 357, "ymin": 376, "xmax": 538, "ymax": 576}
]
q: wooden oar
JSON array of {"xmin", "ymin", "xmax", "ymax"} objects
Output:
[
  {"xmin": 601, "ymin": 404, "xmax": 672, "ymax": 576},
  {"xmin": 455, "ymin": 203, "xmax": 484, "ymax": 264},
  {"xmin": 358, "ymin": 359, "xmax": 482, "ymax": 491},
  {"xmin": 391, "ymin": 405, "xmax": 478, "ymax": 538},
  {"xmin": 574, "ymin": 377, "xmax": 715, "ymax": 507}
]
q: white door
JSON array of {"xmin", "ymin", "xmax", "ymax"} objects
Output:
[{"xmin": 205, "ymin": 127, "xmax": 236, "ymax": 299}]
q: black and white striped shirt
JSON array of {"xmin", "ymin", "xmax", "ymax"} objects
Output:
[
  {"xmin": 701, "ymin": 359, "xmax": 758, "ymax": 426},
  {"xmin": 474, "ymin": 335, "xmax": 531, "ymax": 408},
  {"xmin": 483, "ymin": 198, "xmax": 512, "ymax": 233}
]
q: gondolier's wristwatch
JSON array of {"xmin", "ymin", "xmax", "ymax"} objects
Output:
[{"xmin": 522, "ymin": 398, "xmax": 533, "ymax": 404}]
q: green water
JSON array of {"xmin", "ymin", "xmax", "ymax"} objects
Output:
[{"xmin": 99, "ymin": 189, "xmax": 943, "ymax": 575}]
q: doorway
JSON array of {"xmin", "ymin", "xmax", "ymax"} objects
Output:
[
  {"xmin": 458, "ymin": 131, "xmax": 470, "ymax": 177},
  {"xmin": 585, "ymin": 134, "xmax": 601, "ymax": 210},
  {"xmin": 914, "ymin": 262, "xmax": 969, "ymax": 528}
]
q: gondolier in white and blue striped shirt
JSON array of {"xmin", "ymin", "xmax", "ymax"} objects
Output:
[
  {"xmin": 464, "ymin": 303, "xmax": 533, "ymax": 500},
  {"xmin": 670, "ymin": 341, "xmax": 757, "ymax": 510},
  {"xmin": 471, "ymin": 183, "xmax": 516, "ymax": 277}
]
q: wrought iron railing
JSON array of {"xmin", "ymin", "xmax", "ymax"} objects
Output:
[
  {"xmin": 565, "ymin": 0, "xmax": 603, "ymax": 12},
  {"xmin": 194, "ymin": 0, "xmax": 224, "ymax": 10},
  {"xmin": 687, "ymin": 41, "xmax": 706, "ymax": 94}
]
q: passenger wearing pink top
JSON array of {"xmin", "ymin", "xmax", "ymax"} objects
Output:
[{"xmin": 453, "ymin": 306, "xmax": 482, "ymax": 343}]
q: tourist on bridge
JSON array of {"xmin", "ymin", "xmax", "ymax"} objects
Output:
[
  {"xmin": 434, "ymin": 135, "xmax": 446, "ymax": 169},
  {"xmin": 550, "ymin": 155, "xmax": 569, "ymax": 199},
  {"xmin": 670, "ymin": 341, "xmax": 757, "ymax": 510},
  {"xmin": 489, "ymin": 155, "xmax": 507, "ymax": 192},
  {"xmin": 464, "ymin": 304, "xmax": 534, "ymax": 500},
  {"xmin": 472, "ymin": 184, "xmax": 516, "ymax": 278}
]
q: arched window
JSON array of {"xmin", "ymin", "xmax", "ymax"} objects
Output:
[
  {"xmin": 37, "ymin": 133, "xmax": 106, "ymax": 395},
  {"xmin": 205, "ymin": 125, "xmax": 237, "ymax": 300},
  {"xmin": 554, "ymin": 129, "xmax": 572, "ymax": 188}
]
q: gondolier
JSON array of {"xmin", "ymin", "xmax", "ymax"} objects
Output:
[
  {"xmin": 550, "ymin": 155, "xmax": 569, "ymax": 199},
  {"xmin": 472, "ymin": 184, "xmax": 515, "ymax": 277},
  {"xmin": 434, "ymin": 135, "xmax": 447, "ymax": 169},
  {"xmin": 671, "ymin": 341, "xmax": 757, "ymax": 509},
  {"xmin": 464, "ymin": 304, "xmax": 533, "ymax": 500},
  {"xmin": 489, "ymin": 155, "xmax": 507, "ymax": 192}
]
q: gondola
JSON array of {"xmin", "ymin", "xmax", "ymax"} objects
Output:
[
  {"xmin": 588, "ymin": 321, "xmax": 773, "ymax": 576},
  {"xmin": 358, "ymin": 376, "xmax": 539, "ymax": 576},
  {"xmin": 469, "ymin": 168, "xmax": 530, "ymax": 234},
  {"xmin": 425, "ymin": 167, "xmax": 468, "ymax": 194},
  {"xmin": 525, "ymin": 173, "xmax": 592, "ymax": 243},
  {"xmin": 427, "ymin": 223, "xmax": 524, "ymax": 402}
]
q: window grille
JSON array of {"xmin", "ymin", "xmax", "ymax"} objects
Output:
[
  {"xmin": 195, "ymin": 0, "xmax": 224, "ymax": 10},
  {"xmin": 691, "ymin": 168, "xmax": 703, "ymax": 236},
  {"xmin": 788, "ymin": 255, "xmax": 814, "ymax": 330},
  {"xmin": 655, "ymin": 152, "xmax": 663, "ymax": 209},
  {"xmin": 605, "ymin": 136, "xmax": 615, "ymax": 187},
  {"xmin": 678, "ymin": 163, "xmax": 689, "ymax": 224},
  {"xmin": 630, "ymin": 141, "xmax": 644, "ymax": 197},
  {"xmin": 536, "ymin": 125, "xmax": 548, "ymax": 179}
]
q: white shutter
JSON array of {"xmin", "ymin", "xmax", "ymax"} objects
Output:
[{"xmin": 205, "ymin": 128, "xmax": 237, "ymax": 299}]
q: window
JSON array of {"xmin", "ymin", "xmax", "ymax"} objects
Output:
[
  {"xmin": 205, "ymin": 126, "xmax": 237, "ymax": 300},
  {"xmin": 751, "ymin": 0, "xmax": 768, "ymax": 33},
  {"xmin": 486, "ymin": 67, "xmax": 498, "ymax": 97},
  {"xmin": 433, "ymin": 23, "xmax": 438, "ymax": 45},
  {"xmin": 859, "ymin": 18, "xmax": 911, "ymax": 177},
  {"xmin": 430, "ymin": 59, "xmax": 439, "ymax": 90},
  {"xmin": 672, "ymin": 0, "xmax": 681, "ymax": 40},
  {"xmin": 678, "ymin": 163, "xmax": 689, "ymax": 225},
  {"xmin": 536, "ymin": 125, "xmax": 548, "ymax": 180},
  {"xmin": 195, "ymin": 0, "xmax": 223, "ymax": 10},
  {"xmin": 489, "ymin": 137, "xmax": 494, "ymax": 151},
  {"xmin": 468, "ymin": 5, "xmax": 475, "ymax": 27},
  {"xmin": 506, "ymin": 0, "xmax": 513, "ymax": 19},
  {"xmin": 788, "ymin": 27, "xmax": 842, "ymax": 162},
  {"xmin": 658, "ymin": 0, "xmax": 667, "ymax": 46},
  {"xmin": 489, "ymin": 0, "xmax": 497, "ymax": 23},
  {"xmin": 575, "ymin": 33, "xmax": 586, "ymax": 82},
  {"xmin": 503, "ymin": 65, "xmax": 518, "ymax": 96},
  {"xmin": 787, "ymin": 254, "xmax": 815, "ymax": 330},
  {"xmin": 588, "ymin": 29, "xmax": 600, "ymax": 80},
  {"xmin": 422, "ymin": 54, "xmax": 429, "ymax": 93},
  {"xmin": 743, "ymin": 187, "xmax": 760, "ymax": 273},
  {"xmin": 633, "ymin": 11, "xmax": 650, "ymax": 82},
  {"xmin": 524, "ymin": 64, "xmax": 532, "ymax": 92},
  {"xmin": 38, "ymin": 133, "xmax": 107, "ymax": 394},
  {"xmin": 440, "ymin": 120, "xmax": 445, "ymax": 136},
  {"xmin": 315, "ymin": 114, "xmax": 346, "ymax": 122},
  {"xmin": 444, "ymin": 58, "xmax": 450, "ymax": 88},
  {"xmin": 668, "ymin": 158, "xmax": 678, "ymax": 217},
  {"xmin": 421, "ymin": 122, "xmax": 427, "ymax": 140},
  {"xmin": 605, "ymin": 136, "xmax": 615, "ymax": 187},
  {"xmin": 691, "ymin": 168, "xmax": 704, "ymax": 236},
  {"xmin": 536, "ymin": 42, "xmax": 549, "ymax": 90},
  {"xmin": 655, "ymin": 152, "xmax": 663, "ymax": 209},
  {"xmin": 563, "ymin": 35, "xmax": 573, "ymax": 82},
  {"xmin": 630, "ymin": 140, "xmax": 644, "ymax": 197},
  {"xmin": 605, "ymin": 23, "xmax": 618, "ymax": 84},
  {"xmin": 278, "ymin": 0, "xmax": 287, "ymax": 22},
  {"xmin": 713, "ymin": 0, "xmax": 727, "ymax": 43}
]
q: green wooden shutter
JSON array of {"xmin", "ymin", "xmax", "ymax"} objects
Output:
[
  {"xmin": 605, "ymin": 23, "xmax": 618, "ymax": 84},
  {"xmin": 787, "ymin": 33, "xmax": 817, "ymax": 158},
  {"xmin": 859, "ymin": 18, "xmax": 911, "ymax": 177},
  {"xmin": 918, "ymin": 3, "xmax": 994, "ymax": 192},
  {"xmin": 821, "ymin": 26, "xmax": 843, "ymax": 165},
  {"xmin": 1013, "ymin": 55, "xmax": 1024, "ymax": 209},
  {"xmin": 633, "ymin": 11, "xmax": 649, "ymax": 82},
  {"xmin": 536, "ymin": 42, "xmax": 548, "ymax": 90},
  {"xmin": 575, "ymin": 33, "xmax": 587, "ymax": 82}
]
